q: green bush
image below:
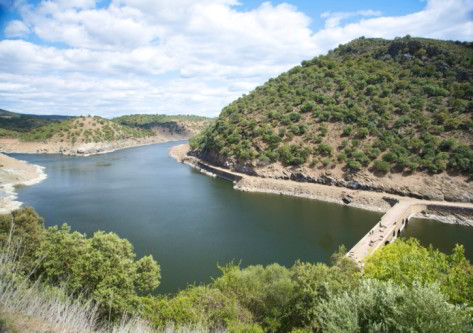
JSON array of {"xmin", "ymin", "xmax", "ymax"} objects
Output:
[
  {"xmin": 347, "ymin": 159, "xmax": 362, "ymax": 171},
  {"xmin": 374, "ymin": 160, "xmax": 390, "ymax": 173}
]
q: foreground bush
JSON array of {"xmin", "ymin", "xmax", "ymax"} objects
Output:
[
  {"xmin": 314, "ymin": 279, "xmax": 472, "ymax": 333},
  {"xmin": 364, "ymin": 238, "xmax": 473, "ymax": 306},
  {"xmin": 0, "ymin": 208, "xmax": 161, "ymax": 320}
]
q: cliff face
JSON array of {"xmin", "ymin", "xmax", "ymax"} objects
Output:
[{"xmin": 190, "ymin": 37, "xmax": 473, "ymax": 201}]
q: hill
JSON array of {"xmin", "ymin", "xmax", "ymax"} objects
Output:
[
  {"xmin": 0, "ymin": 114, "xmax": 213, "ymax": 155},
  {"xmin": 114, "ymin": 114, "xmax": 214, "ymax": 137},
  {"xmin": 0, "ymin": 109, "xmax": 71, "ymax": 133},
  {"xmin": 190, "ymin": 37, "xmax": 473, "ymax": 201}
]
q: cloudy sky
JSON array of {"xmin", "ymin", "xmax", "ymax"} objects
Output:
[{"xmin": 0, "ymin": 0, "xmax": 472, "ymax": 117}]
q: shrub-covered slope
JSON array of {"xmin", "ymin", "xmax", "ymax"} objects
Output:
[
  {"xmin": 13, "ymin": 116, "xmax": 152, "ymax": 143},
  {"xmin": 114, "ymin": 114, "xmax": 214, "ymax": 137},
  {"xmin": 191, "ymin": 37, "xmax": 473, "ymax": 178},
  {"xmin": 0, "ymin": 109, "xmax": 72, "ymax": 135}
]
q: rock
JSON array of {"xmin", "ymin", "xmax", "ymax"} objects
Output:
[
  {"xmin": 342, "ymin": 195, "xmax": 353, "ymax": 204},
  {"xmin": 383, "ymin": 196, "xmax": 399, "ymax": 207},
  {"xmin": 347, "ymin": 180, "xmax": 361, "ymax": 190},
  {"xmin": 290, "ymin": 172, "xmax": 310, "ymax": 182},
  {"xmin": 318, "ymin": 174, "xmax": 335, "ymax": 185}
]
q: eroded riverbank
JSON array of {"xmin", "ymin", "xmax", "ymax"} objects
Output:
[{"xmin": 170, "ymin": 144, "xmax": 473, "ymax": 227}]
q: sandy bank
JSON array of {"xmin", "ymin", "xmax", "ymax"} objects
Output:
[
  {"xmin": 0, "ymin": 153, "xmax": 47, "ymax": 214},
  {"xmin": 170, "ymin": 144, "xmax": 473, "ymax": 227}
]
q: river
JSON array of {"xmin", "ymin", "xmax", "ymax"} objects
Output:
[{"xmin": 9, "ymin": 141, "xmax": 473, "ymax": 293}]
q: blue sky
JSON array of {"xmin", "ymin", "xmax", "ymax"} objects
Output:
[{"xmin": 0, "ymin": 0, "xmax": 471, "ymax": 117}]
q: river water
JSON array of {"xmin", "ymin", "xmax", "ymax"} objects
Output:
[{"xmin": 9, "ymin": 141, "xmax": 473, "ymax": 293}]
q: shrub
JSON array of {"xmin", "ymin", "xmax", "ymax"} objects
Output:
[
  {"xmin": 374, "ymin": 160, "xmax": 390, "ymax": 173},
  {"xmin": 317, "ymin": 143, "xmax": 332, "ymax": 156},
  {"xmin": 347, "ymin": 159, "xmax": 362, "ymax": 171},
  {"xmin": 314, "ymin": 279, "xmax": 472, "ymax": 333},
  {"xmin": 357, "ymin": 127, "xmax": 369, "ymax": 139},
  {"xmin": 300, "ymin": 101, "xmax": 315, "ymax": 113},
  {"xmin": 343, "ymin": 126, "xmax": 353, "ymax": 136},
  {"xmin": 289, "ymin": 112, "xmax": 302, "ymax": 122}
]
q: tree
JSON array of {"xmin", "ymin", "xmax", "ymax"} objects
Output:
[
  {"xmin": 364, "ymin": 238, "xmax": 473, "ymax": 307},
  {"xmin": 213, "ymin": 263, "xmax": 294, "ymax": 332},
  {"xmin": 0, "ymin": 207, "xmax": 44, "ymax": 269},
  {"xmin": 37, "ymin": 225, "xmax": 161, "ymax": 318}
]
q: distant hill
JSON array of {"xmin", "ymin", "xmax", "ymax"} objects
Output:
[
  {"xmin": 0, "ymin": 112, "xmax": 214, "ymax": 155},
  {"xmin": 0, "ymin": 111, "xmax": 214, "ymax": 143},
  {"xmin": 114, "ymin": 114, "xmax": 214, "ymax": 137},
  {"xmin": 14, "ymin": 116, "xmax": 153, "ymax": 143},
  {"xmin": 191, "ymin": 37, "xmax": 473, "ymax": 178},
  {"xmin": 0, "ymin": 109, "xmax": 72, "ymax": 133}
]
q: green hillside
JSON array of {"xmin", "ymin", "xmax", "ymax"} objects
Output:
[
  {"xmin": 2, "ymin": 116, "xmax": 153, "ymax": 143},
  {"xmin": 114, "ymin": 114, "xmax": 214, "ymax": 135},
  {"xmin": 0, "ymin": 112, "xmax": 214, "ymax": 143},
  {"xmin": 0, "ymin": 109, "xmax": 72, "ymax": 135},
  {"xmin": 191, "ymin": 37, "xmax": 473, "ymax": 177}
]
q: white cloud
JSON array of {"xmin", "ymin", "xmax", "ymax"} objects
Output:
[
  {"xmin": 4, "ymin": 20, "xmax": 30, "ymax": 37},
  {"xmin": 0, "ymin": 0, "xmax": 472, "ymax": 117},
  {"xmin": 321, "ymin": 9, "xmax": 382, "ymax": 29}
]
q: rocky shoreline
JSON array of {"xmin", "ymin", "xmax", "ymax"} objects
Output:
[
  {"xmin": 170, "ymin": 144, "xmax": 473, "ymax": 227},
  {"xmin": 191, "ymin": 149, "xmax": 473, "ymax": 204}
]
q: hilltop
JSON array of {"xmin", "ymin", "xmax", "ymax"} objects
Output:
[
  {"xmin": 190, "ymin": 37, "xmax": 473, "ymax": 202},
  {"xmin": 0, "ymin": 114, "xmax": 213, "ymax": 155}
]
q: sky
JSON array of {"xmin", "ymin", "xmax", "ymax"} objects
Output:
[{"xmin": 0, "ymin": 0, "xmax": 472, "ymax": 117}]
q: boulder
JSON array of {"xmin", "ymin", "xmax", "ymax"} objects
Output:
[{"xmin": 342, "ymin": 195, "xmax": 353, "ymax": 204}]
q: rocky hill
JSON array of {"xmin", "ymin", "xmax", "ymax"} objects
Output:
[
  {"xmin": 190, "ymin": 37, "xmax": 473, "ymax": 201},
  {"xmin": 0, "ymin": 115, "xmax": 210, "ymax": 156},
  {"xmin": 114, "ymin": 114, "xmax": 214, "ymax": 137}
]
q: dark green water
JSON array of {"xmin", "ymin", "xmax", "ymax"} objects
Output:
[
  {"xmin": 402, "ymin": 218, "xmax": 473, "ymax": 259},
  {"xmin": 9, "ymin": 142, "xmax": 473, "ymax": 293}
]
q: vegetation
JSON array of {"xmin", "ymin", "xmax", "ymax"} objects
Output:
[
  {"xmin": 1, "ymin": 116, "xmax": 154, "ymax": 143},
  {"xmin": 114, "ymin": 114, "xmax": 214, "ymax": 135},
  {"xmin": 0, "ymin": 109, "xmax": 70, "ymax": 133},
  {"xmin": 191, "ymin": 37, "xmax": 473, "ymax": 177},
  {"xmin": 0, "ymin": 111, "xmax": 214, "ymax": 143},
  {"xmin": 1, "ymin": 208, "xmax": 472, "ymax": 332}
]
